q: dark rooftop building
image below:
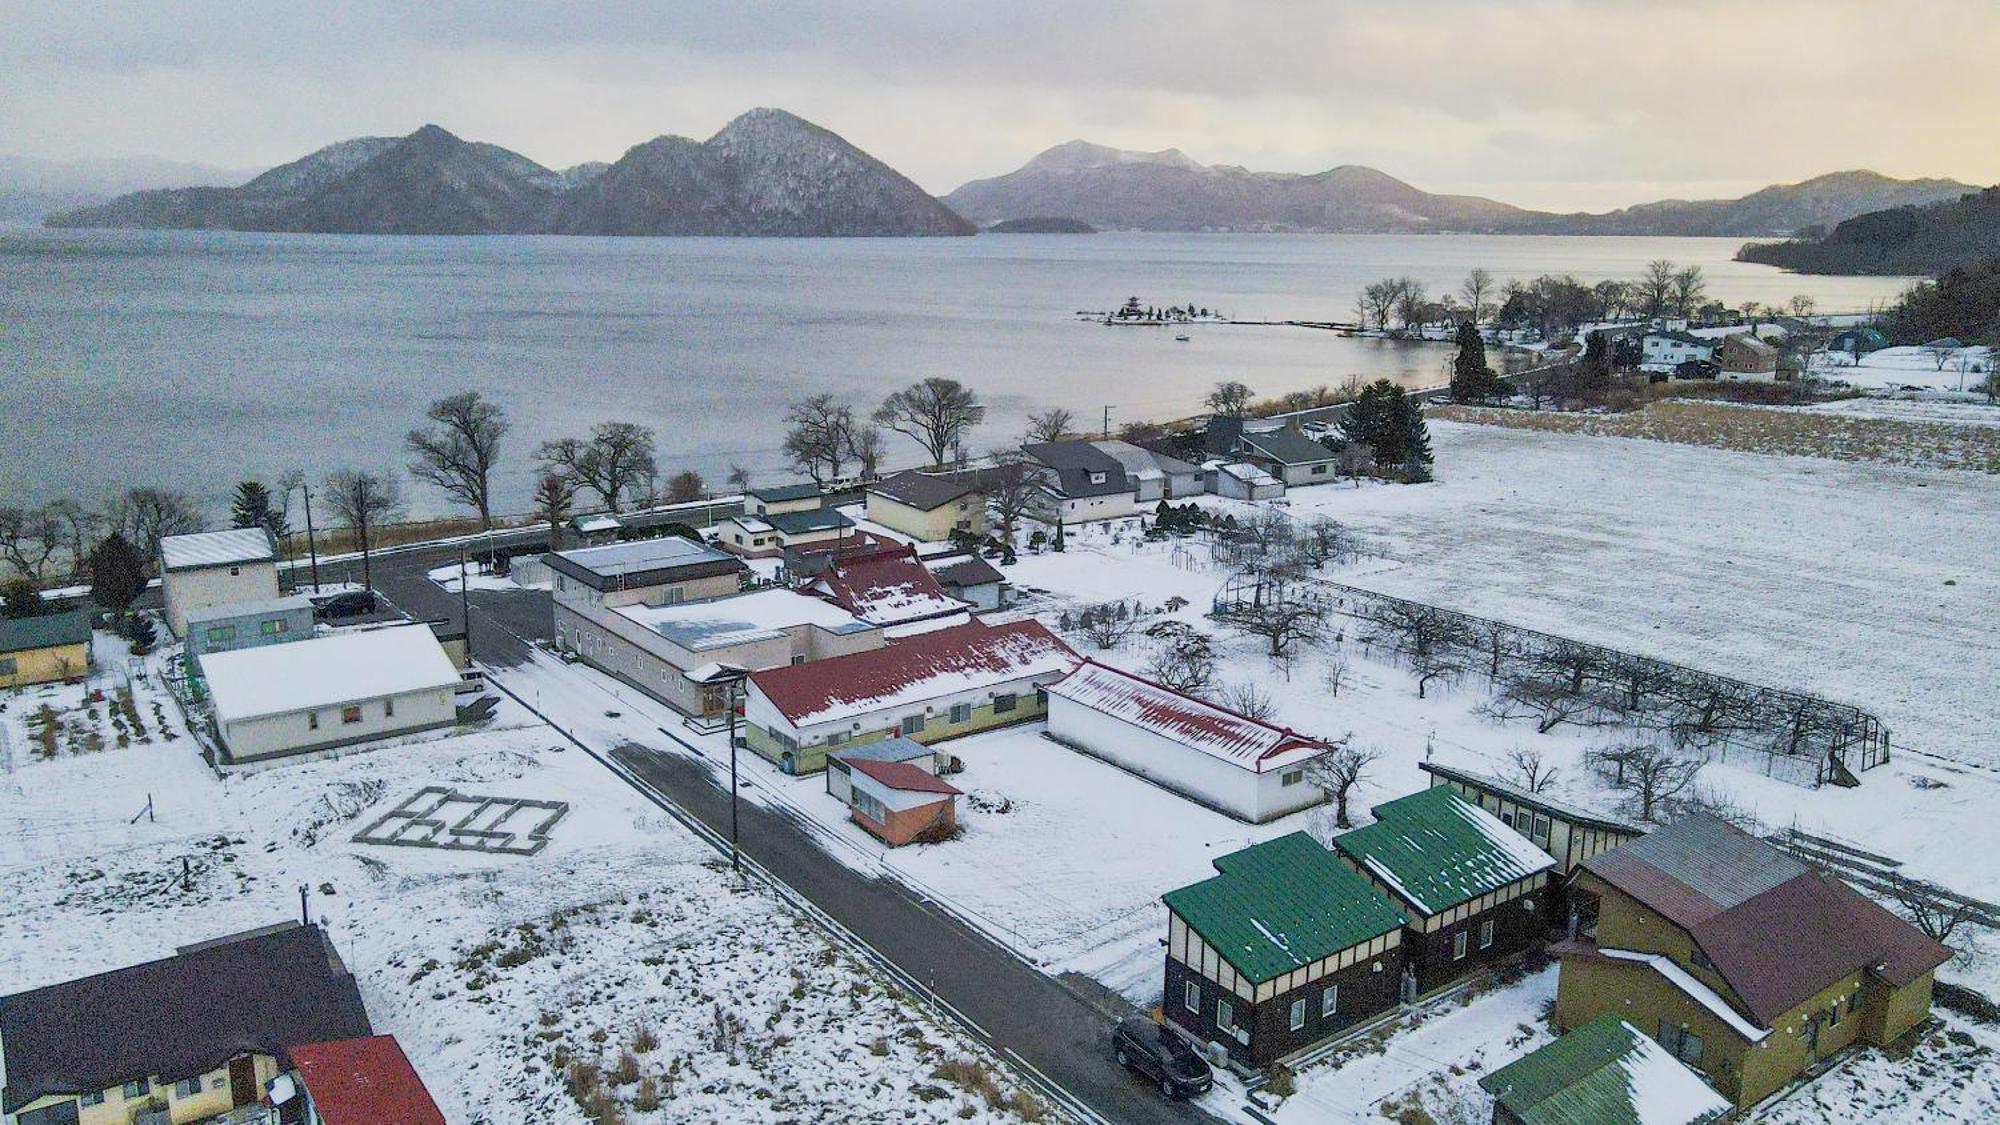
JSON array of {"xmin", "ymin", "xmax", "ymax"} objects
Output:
[{"xmin": 0, "ymin": 922, "xmax": 372, "ymax": 1116}]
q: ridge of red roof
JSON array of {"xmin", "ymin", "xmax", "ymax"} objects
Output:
[
  {"xmin": 289, "ymin": 1035, "xmax": 446, "ymax": 1125},
  {"xmin": 809, "ymin": 545, "xmax": 967, "ymax": 625},
  {"xmin": 848, "ymin": 757, "xmax": 963, "ymax": 796},
  {"xmin": 749, "ymin": 619, "xmax": 1078, "ymax": 727},
  {"xmin": 1048, "ymin": 659, "xmax": 1328, "ymax": 768}
]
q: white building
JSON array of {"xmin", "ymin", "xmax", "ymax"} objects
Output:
[
  {"xmin": 1045, "ymin": 660, "xmax": 1330, "ymax": 822},
  {"xmin": 198, "ymin": 624, "xmax": 460, "ymax": 769},
  {"xmin": 1205, "ymin": 461, "xmax": 1285, "ymax": 501},
  {"xmin": 160, "ymin": 528, "xmax": 279, "ymax": 638},
  {"xmin": 1640, "ymin": 331, "xmax": 1716, "ymax": 372}
]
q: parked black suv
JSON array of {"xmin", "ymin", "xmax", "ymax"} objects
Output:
[
  {"xmin": 1112, "ymin": 1018, "xmax": 1213, "ymax": 1099},
  {"xmin": 314, "ymin": 590, "xmax": 377, "ymax": 620}
]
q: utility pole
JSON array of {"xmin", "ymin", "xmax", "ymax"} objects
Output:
[
  {"xmin": 726, "ymin": 672, "xmax": 745, "ymax": 875},
  {"xmin": 300, "ymin": 483, "xmax": 322, "ymax": 593},
  {"xmin": 458, "ymin": 543, "xmax": 473, "ymax": 664},
  {"xmin": 1102, "ymin": 405, "xmax": 1114, "ymax": 440}
]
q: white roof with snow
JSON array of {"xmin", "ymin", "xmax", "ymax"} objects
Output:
[
  {"xmin": 617, "ymin": 589, "xmax": 872, "ymax": 652},
  {"xmin": 160, "ymin": 528, "xmax": 275, "ymax": 571},
  {"xmin": 198, "ymin": 624, "xmax": 460, "ymax": 723},
  {"xmin": 1046, "ymin": 660, "xmax": 1328, "ymax": 772}
]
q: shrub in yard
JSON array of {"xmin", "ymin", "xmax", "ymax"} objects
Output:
[
  {"xmin": 1265, "ymin": 1064, "xmax": 1296, "ymax": 1097},
  {"xmin": 612, "ymin": 1050, "xmax": 640, "ymax": 1086},
  {"xmin": 564, "ymin": 1060, "xmax": 602, "ymax": 1104},
  {"xmin": 632, "ymin": 1076, "xmax": 662, "ymax": 1112},
  {"xmin": 584, "ymin": 1091, "xmax": 624, "ymax": 1124},
  {"xmin": 1011, "ymin": 1089, "xmax": 1053, "ymax": 1122},
  {"xmin": 631, "ymin": 1025, "xmax": 659, "ymax": 1053},
  {"xmin": 869, "ymin": 1036, "xmax": 890, "ymax": 1057}
]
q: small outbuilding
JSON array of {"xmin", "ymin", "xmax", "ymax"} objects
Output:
[
  {"xmin": 924, "ymin": 552, "xmax": 1008, "ymax": 611},
  {"xmin": 183, "ymin": 594, "xmax": 317, "ymax": 659},
  {"xmin": 280, "ymin": 1035, "xmax": 447, "ymax": 1125},
  {"xmin": 0, "ymin": 610, "xmax": 93, "ymax": 689},
  {"xmin": 718, "ymin": 509, "xmax": 857, "ymax": 557},
  {"xmin": 865, "ymin": 471, "xmax": 988, "ymax": 542},
  {"xmin": 198, "ymin": 624, "xmax": 461, "ymax": 769},
  {"xmin": 826, "ymin": 737, "xmax": 939, "ymax": 802},
  {"xmin": 1478, "ymin": 1014, "xmax": 1730, "ymax": 1125},
  {"xmin": 1205, "ymin": 461, "xmax": 1284, "ymax": 501},
  {"xmin": 843, "ymin": 757, "xmax": 962, "ymax": 847},
  {"xmin": 159, "ymin": 527, "xmax": 279, "ymax": 638},
  {"xmin": 1045, "ymin": 659, "xmax": 1330, "ymax": 822},
  {"xmin": 1238, "ymin": 427, "xmax": 1342, "ymax": 486}
]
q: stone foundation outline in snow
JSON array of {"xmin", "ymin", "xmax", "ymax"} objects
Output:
[{"xmin": 351, "ymin": 786, "xmax": 569, "ymax": 856}]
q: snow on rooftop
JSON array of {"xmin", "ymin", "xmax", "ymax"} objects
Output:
[
  {"xmin": 618, "ymin": 589, "xmax": 870, "ymax": 652},
  {"xmin": 160, "ymin": 528, "xmax": 274, "ymax": 571},
  {"xmin": 751, "ymin": 620, "xmax": 1077, "ymax": 729},
  {"xmin": 1598, "ymin": 948, "xmax": 1770, "ymax": 1042},
  {"xmin": 1046, "ymin": 660, "xmax": 1328, "ymax": 772},
  {"xmin": 809, "ymin": 550, "xmax": 970, "ymax": 628},
  {"xmin": 1614, "ymin": 1023, "xmax": 1735, "ymax": 1123},
  {"xmin": 554, "ymin": 536, "xmax": 732, "ymax": 579},
  {"xmin": 1444, "ymin": 791, "xmax": 1560, "ymax": 883},
  {"xmin": 198, "ymin": 624, "xmax": 460, "ymax": 722}
]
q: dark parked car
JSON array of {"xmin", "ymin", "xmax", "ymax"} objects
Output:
[
  {"xmin": 1675, "ymin": 358, "xmax": 1720, "ymax": 379},
  {"xmin": 315, "ymin": 590, "xmax": 377, "ymax": 620},
  {"xmin": 1112, "ymin": 1018, "xmax": 1212, "ymax": 1099}
]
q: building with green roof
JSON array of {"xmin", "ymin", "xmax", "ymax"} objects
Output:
[
  {"xmin": 1333, "ymin": 784, "xmax": 1556, "ymax": 997},
  {"xmin": 1478, "ymin": 1014, "xmax": 1729, "ymax": 1125},
  {"xmin": 0, "ymin": 610, "xmax": 94, "ymax": 689},
  {"xmin": 1160, "ymin": 832, "xmax": 1408, "ymax": 1067}
]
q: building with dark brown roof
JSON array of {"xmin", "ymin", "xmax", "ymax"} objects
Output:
[{"xmin": 1555, "ymin": 814, "xmax": 1949, "ymax": 1109}]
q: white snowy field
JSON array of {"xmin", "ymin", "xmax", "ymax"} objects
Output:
[
  {"xmin": 0, "ymin": 692, "xmax": 1047, "ymax": 1124},
  {"xmin": 1813, "ymin": 345, "xmax": 1995, "ymax": 392},
  {"xmin": 1798, "ymin": 394, "xmax": 2000, "ymax": 429},
  {"xmin": 1267, "ymin": 421, "xmax": 1998, "ymax": 764}
]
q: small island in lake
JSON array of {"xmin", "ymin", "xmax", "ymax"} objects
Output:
[{"xmin": 987, "ymin": 216, "xmax": 1097, "ymax": 233}]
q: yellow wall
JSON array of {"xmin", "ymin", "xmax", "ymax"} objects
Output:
[
  {"xmin": 0, "ymin": 640, "xmax": 90, "ymax": 689},
  {"xmin": 6, "ymin": 1054, "xmax": 277, "ymax": 1125}
]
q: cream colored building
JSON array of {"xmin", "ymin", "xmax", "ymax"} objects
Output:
[
  {"xmin": 0, "ymin": 611, "xmax": 92, "ymax": 690},
  {"xmin": 863, "ymin": 471, "xmax": 987, "ymax": 542},
  {"xmin": 159, "ymin": 527, "xmax": 279, "ymax": 638}
]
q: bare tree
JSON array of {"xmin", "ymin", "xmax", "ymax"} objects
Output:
[
  {"xmin": 536, "ymin": 422, "xmax": 657, "ymax": 513},
  {"xmin": 1884, "ymin": 874, "xmax": 1976, "ymax": 947},
  {"xmin": 1321, "ymin": 650, "xmax": 1350, "ymax": 697},
  {"xmin": 1226, "ymin": 596, "xmax": 1324, "ymax": 657},
  {"xmin": 1360, "ymin": 280, "xmax": 1402, "ymax": 332},
  {"xmin": 1460, "ymin": 268, "xmax": 1494, "ymax": 325},
  {"xmin": 1409, "ymin": 645, "xmax": 1468, "ymax": 699},
  {"xmin": 1922, "ymin": 340, "xmax": 1959, "ymax": 371},
  {"xmin": 1670, "ymin": 266, "xmax": 1707, "ymax": 319},
  {"xmin": 981, "ymin": 452, "xmax": 1046, "ymax": 545},
  {"xmin": 1204, "ymin": 381, "xmax": 1255, "ymax": 417},
  {"xmin": 1787, "ymin": 294, "xmax": 1817, "ymax": 319},
  {"xmin": 405, "ymin": 390, "xmax": 509, "ymax": 530},
  {"xmin": 533, "ymin": 472, "xmax": 575, "ymax": 551},
  {"xmin": 322, "ymin": 469, "xmax": 402, "ymax": 589},
  {"xmin": 42, "ymin": 499, "xmax": 102, "ymax": 580},
  {"xmin": 1503, "ymin": 747, "xmax": 1560, "ymax": 794},
  {"xmin": 874, "ymin": 378, "xmax": 985, "ymax": 465},
  {"xmin": 848, "ymin": 426, "xmax": 886, "ymax": 480},
  {"xmin": 782, "ymin": 394, "xmax": 859, "ymax": 486},
  {"xmin": 109, "ymin": 488, "xmax": 202, "ymax": 562},
  {"xmin": 0, "ymin": 505, "xmax": 64, "ymax": 580},
  {"xmin": 1146, "ymin": 630, "xmax": 1217, "ymax": 694},
  {"xmin": 665, "ymin": 470, "xmax": 705, "ymax": 504},
  {"xmin": 1214, "ymin": 680, "xmax": 1276, "ymax": 722},
  {"xmin": 726, "ymin": 465, "xmax": 752, "ymax": 493},
  {"xmin": 1591, "ymin": 743, "xmax": 1701, "ymax": 822},
  {"xmin": 1637, "ymin": 260, "xmax": 1678, "ymax": 318},
  {"xmin": 1070, "ymin": 602, "xmax": 1137, "ymax": 650},
  {"xmin": 1394, "ymin": 278, "xmax": 1430, "ymax": 333},
  {"xmin": 1307, "ymin": 741, "xmax": 1380, "ymax": 828},
  {"xmin": 1024, "ymin": 408, "xmax": 1076, "ymax": 444}
]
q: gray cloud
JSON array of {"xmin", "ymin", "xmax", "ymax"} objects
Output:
[{"xmin": 2, "ymin": 0, "xmax": 1994, "ymax": 210}]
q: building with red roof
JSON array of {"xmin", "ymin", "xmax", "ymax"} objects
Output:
[
  {"xmin": 276, "ymin": 1035, "xmax": 445, "ymax": 1125},
  {"xmin": 1045, "ymin": 659, "xmax": 1332, "ymax": 822},
  {"xmin": 742, "ymin": 619, "xmax": 1078, "ymax": 774},
  {"xmin": 804, "ymin": 544, "xmax": 972, "ymax": 631},
  {"xmin": 837, "ymin": 753, "xmax": 964, "ymax": 846}
]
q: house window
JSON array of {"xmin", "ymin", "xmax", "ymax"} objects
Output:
[
  {"xmin": 1480, "ymin": 919, "xmax": 1495, "ymax": 949},
  {"xmin": 950, "ymin": 703, "xmax": 972, "ymax": 724},
  {"xmin": 1280, "ymin": 769, "xmax": 1304, "ymax": 787},
  {"xmin": 260, "ymin": 618, "xmax": 285, "ymax": 635},
  {"xmin": 1321, "ymin": 984, "xmax": 1338, "ymax": 1018},
  {"xmin": 1185, "ymin": 980, "xmax": 1200, "ymax": 1013},
  {"xmin": 992, "ymin": 693, "xmax": 1017, "ymax": 713},
  {"xmin": 0, "ymin": 657, "xmax": 16, "ymax": 676},
  {"xmin": 81, "ymin": 1090, "xmax": 106, "ymax": 1106},
  {"xmin": 791, "ymin": 653, "xmax": 805, "ymax": 665},
  {"xmin": 308, "ymin": 711, "xmax": 319, "ymax": 730},
  {"xmin": 1311, "ymin": 465, "xmax": 1327, "ymax": 475},
  {"xmin": 665, "ymin": 587, "xmax": 686, "ymax": 605},
  {"xmin": 384, "ymin": 697, "xmax": 395, "ymax": 718},
  {"xmin": 1658, "ymin": 1021, "xmax": 1704, "ymax": 1066},
  {"xmin": 901, "ymin": 714, "xmax": 925, "ymax": 735},
  {"xmin": 853, "ymin": 790, "xmax": 888, "ymax": 822},
  {"xmin": 1532, "ymin": 815, "xmax": 1551, "ymax": 840},
  {"xmin": 229, "ymin": 566, "xmax": 240, "ymax": 576},
  {"xmin": 1830, "ymin": 998, "xmax": 1845, "ymax": 1024},
  {"xmin": 341, "ymin": 705, "xmax": 363, "ymax": 724},
  {"xmin": 206, "ymin": 625, "xmax": 236, "ymax": 644},
  {"xmin": 1452, "ymin": 931, "xmax": 1468, "ymax": 960},
  {"xmin": 174, "ymin": 1077, "xmax": 202, "ymax": 1098},
  {"xmin": 1216, "ymin": 998, "xmax": 1235, "ymax": 1031},
  {"xmin": 1089, "ymin": 472, "xmax": 1107, "ymax": 485},
  {"xmin": 123, "ymin": 1080, "xmax": 149, "ymax": 1099},
  {"xmin": 1289, "ymin": 998, "xmax": 1306, "ymax": 1031}
]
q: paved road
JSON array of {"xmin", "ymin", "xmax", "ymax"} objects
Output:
[{"xmin": 605, "ymin": 744, "xmax": 1217, "ymax": 1125}]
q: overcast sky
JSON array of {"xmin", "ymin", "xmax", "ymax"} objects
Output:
[{"xmin": 5, "ymin": 0, "xmax": 1996, "ymax": 211}]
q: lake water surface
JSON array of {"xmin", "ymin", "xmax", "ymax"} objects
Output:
[{"xmin": 0, "ymin": 229, "xmax": 1913, "ymax": 517}]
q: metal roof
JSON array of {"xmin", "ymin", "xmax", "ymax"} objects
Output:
[
  {"xmin": 748, "ymin": 482, "xmax": 825, "ymax": 503},
  {"xmin": 545, "ymin": 536, "xmax": 744, "ymax": 590},
  {"xmin": 1477, "ymin": 1014, "xmax": 1730, "ymax": 1125},
  {"xmin": 1239, "ymin": 427, "xmax": 1340, "ymax": 466},
  {"xmin": 1162, "ymin": 832, "xmax": 1406, "ymax": 986},
  {"xmin": 848, "ymin": 757, "xmax": 962, "ymax": 796},
  {"xmin": 159, "ymin": 527, "xmax": 275, "ymax": 571},
  {"xmin": 748, "ymin": 619, "xmax": 1076, "ymax": 728},
  {"xmin": 198, "ymin": 625, "xmax": 460, "ymax": 722},
  {"xmin": 1021, "ymin": 440, "xmax": 1130, "ymax": 498},
  {"xmin": 755, "ymin": 508, "xmax": 854, "ymax": 535},
  {"xmin": 868, "ymin": 470, "xmax": 982, "ymax": 511},
  {"xmin": 1418, "ymin": 762, "xmax": 1645, "ymax": 836},
  {"xmin": 1333, "ymin": 786, "xmax": 1555, "ymax": 917},
  {"xmin": 1583, "ymin": 813, "xmax": 1806, "ymax": 929},
  {"xmin": 619, "ymin": 588, "xmax": 870, "ymax": 652},
  {"xmin": 288, "ymin": 1036, "xmax": 446, "ymax": 1125},
  {"xmin": 183, "ymin": 594, "xmax": 317, "ymax": 626},
  {"xmin": 1046, "ymin": 659, "xmax": 1328, "ymax": 773},
  {"xmin": 0, "ymin": 609, "xmax": 93, "ymax": 654}
]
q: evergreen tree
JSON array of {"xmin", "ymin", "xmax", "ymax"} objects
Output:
[
  {"xmin": 230, "ymin": 480, "xmax": 288, "ymax": 539},
  {"xmin": 124, "ymin": 614, "xmax": 158, "ymax": 652},
  {"xmin": 1345, "ymin": 379, "xmax": 1410, "ymax": 465},
  {"xmin": 1052, "ymin": 516, "xmax": 1067, "ymax": 552},
  {"xmin": 1580, "ymin": 330, "xmax": 1613, "ymax": 398},
  {"xmin": 2, "ymin": 576, "xmax": 42, "ymax": 619},
  {"xmin": 1449, "ymin": 322, "xmax": 1501, "ymax": 402},
  {"xmin": 89, "ymin": 532, "xmax": 147, "ymax": 619},
  {"xmin": 1398, "ymin": 395, "xmax": 1435, "ymax": 482}
]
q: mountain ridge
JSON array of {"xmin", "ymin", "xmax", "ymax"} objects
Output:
[{"xmin": 48, "ymin": 111, "xmax": 973, "ymax": 238}]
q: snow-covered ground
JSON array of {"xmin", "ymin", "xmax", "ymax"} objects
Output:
[
  {"xmin": 0, "ymin": 678, "xmax": 1048, "ymax": 1123},
  {"xmin": 1798, "ymin": 394, "xmax": 2000, "ymax": 429},
  {"xmin": 1813, "ymin": 345, "xmax": 1995, "ymax": 392},
  {"xmin": 427, "ymin": 559, "xmax": 540, "ymax": 592}
]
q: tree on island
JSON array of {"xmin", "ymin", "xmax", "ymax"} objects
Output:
[
  {"xmin": 1204, "ymin": 381, "xmax": 1255, "ymax": 417},
  {"xmin": 89, "ymin": 532, "xmax": 148, "ymax": 621},
  {"xmin": 536, "ymin": 422, "xmax": 657, "ymax": 513},
  {"xmin": 875, "ymin": 378, "xmax": 986, "ymax": 466},
  {"xmin": 407, "ymin": 391, "xmax": 510, "ymax": 531},
  {"xmin": 1449, "ymin": 322, "xmax": 1505, "ymax": 403},
  {"xmin": 323, "ymin": 469, "xmax": 402, "ymax": 590},
  {"xmin": 1460, "ymin": 268, "xmax": 1494, "ymax": 325}
]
